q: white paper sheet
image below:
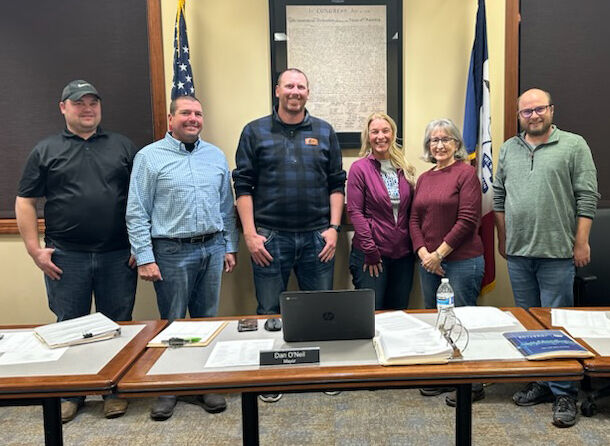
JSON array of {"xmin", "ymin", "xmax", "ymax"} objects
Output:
[
  {"xmin": 453, "ymin": 306, "xmax": 521, "ymax": 331},
  {"xmin": 551, "ymin": 309, "xmax": 610, "ymax": 338},
  {"xmin": 375, "ymin": 311, "xmax": 431, "ymax": 334},
  {"xmin": 0, "ymin": 331, "xmax": 67, "ymax": 365},
  {"xmin": 148, "ymin": 320, "xmax": 227, "ymax": 345},
  {"xmin": 204, "ymin": 339, "xmax": 275, "ymax": 368},
  {"xmin": 460, "ymin": 332, "xmax": 524, "ymax": 361}
]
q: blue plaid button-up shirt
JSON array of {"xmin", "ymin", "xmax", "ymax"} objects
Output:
[{"xmin": 127, "ymin": 132, "xmax": 238, "ymax": 265}]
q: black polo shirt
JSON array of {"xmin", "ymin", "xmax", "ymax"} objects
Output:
[{"xmin": 18, "ymin": 127, "xmax": 139, "ymax": 252}]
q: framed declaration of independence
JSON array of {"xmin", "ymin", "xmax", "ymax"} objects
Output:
[{"xmin": 269, "ymin": 0, "xmax": 403, "ymax": 149}]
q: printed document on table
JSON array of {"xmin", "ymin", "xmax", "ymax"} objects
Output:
[
  {"xmin": 0, "ymin": 331, "xmax": 67, "ymax": 365},
  {"xmin": 551, "ymin": 309, "xmax": 610, "ymax": 338},
  {"xmin": 375, "ymin": 311, "xmax": 431, "ymax": 334},
  {"xmin": 453, "ymin": 306, "xmax": 520, "ymax": 331},
  {"xmin": 461, "ymin": 332, "xmax": 524, "ymax": 361},
  {"xmin": 204, "ymin": 339, "xmax": 275, "ymax": 368}
]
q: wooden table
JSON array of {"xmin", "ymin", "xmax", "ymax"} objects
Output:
[
  {"xmin": 0, "ymin": 320, "xmax": 165, "ymax": 446},
  {"xmin": 117, "ymin": 308, "xmax": 583, "ymax": 446}
]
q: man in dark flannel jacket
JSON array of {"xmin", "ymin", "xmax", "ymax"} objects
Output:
[{"xmin": 233, "ymin": 68, "xmax": 346, "ymax": 317}]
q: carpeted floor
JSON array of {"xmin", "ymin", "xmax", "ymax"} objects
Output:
[{"xmin": 2, "ymin": 382, "xmax": 610, "ymax": 445}]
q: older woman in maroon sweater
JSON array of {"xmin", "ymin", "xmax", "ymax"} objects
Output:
[
  {"xmin": 411, "ymin": 118, "xmax": 485, "ymax": 404},
  {"xmin": 347, "ymin": 112, "xmax": 417, "ymax": 310},
  {"xmin": 410, "ymin": 118, "xmax": 484, "ymax": 308}
]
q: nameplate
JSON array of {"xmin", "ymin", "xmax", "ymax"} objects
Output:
[{"xmin": 260, "ymin": 347, "xmax": 320, "ymax": 366}]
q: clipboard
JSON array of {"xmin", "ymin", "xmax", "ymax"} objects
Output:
[{"xmin": 147, "ymin": 320, "xmax": 229, "ymax": 348}]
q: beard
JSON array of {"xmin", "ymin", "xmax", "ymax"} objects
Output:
[{"xmin": 521, "ymin": 117, "xmax": 552, "ymax": 137}]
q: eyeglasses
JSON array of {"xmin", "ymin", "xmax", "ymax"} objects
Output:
[
  {"xmin": 518, "ymin": 104, "xmax": 553, "ymax": 119},
  {"xmin": 429, "ymin": 137, "xmax": 455, "ymax": 146}
]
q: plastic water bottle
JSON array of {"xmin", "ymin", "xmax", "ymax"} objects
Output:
[{"xmin": 435, "ymin": 278, "xmax": 455, "ymax": 333}]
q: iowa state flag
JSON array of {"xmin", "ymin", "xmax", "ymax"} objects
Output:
[{"xmin": 463, "ymin": 0, "xmax": 495, "ymax": 294}]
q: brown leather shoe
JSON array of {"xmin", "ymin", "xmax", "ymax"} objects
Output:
[
  {"xmin": 61, "ymin": 400, "xmax": 82, "ymax": 423},
  {"xmin": 104, "ymin": 397, "xmax": 128, "ymax": 419}
]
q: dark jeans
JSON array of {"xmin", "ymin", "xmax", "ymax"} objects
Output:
[
  {"xmin": 418, "ymin": 255, "xmax": 484, "ymax": 309},
  {"xmin": 349, "ymin": 248, "xmax": 414, "ymax": 310},
  {"xmin": 252, "ymin": 228, "xmax": 334, "ymax": 315},
  {"xmin": 152, "ymin": 234, "xmax": 225, "ymax": 321},
  {"xmin": 45, "ymin": 247, "xmax": 136, "ymax": 322}
]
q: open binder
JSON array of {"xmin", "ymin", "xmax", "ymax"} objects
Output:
[{"xmin": 34, "ymin": 312, "xmax": 121, "ymax": 349}]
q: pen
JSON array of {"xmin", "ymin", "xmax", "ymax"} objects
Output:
[{"xmin": 162, "ymin": 337, "xmax": 202, "ymax": 347}]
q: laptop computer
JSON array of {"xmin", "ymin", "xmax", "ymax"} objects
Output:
[{"xmin": 280, "ymin": 289, "xmax": 375, "ymax": 342}]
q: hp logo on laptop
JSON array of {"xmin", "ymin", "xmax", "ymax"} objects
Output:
[{"xmin": 322, "ymin": 312, "xmax": 335, "ymax": 321}]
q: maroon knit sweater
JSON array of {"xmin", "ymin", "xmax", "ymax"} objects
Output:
[{"xmin": 409, "ymin": 161, "xmax": 483, "ymax": 261}]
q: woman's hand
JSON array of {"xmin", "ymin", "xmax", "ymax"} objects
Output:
[
  {"xmin": 421, "ymin": 250, "xmax": 445, "ymax": 276},
  {"xmin": 363, "ymin": 261, "xmax": 383, "ymax": 278}
]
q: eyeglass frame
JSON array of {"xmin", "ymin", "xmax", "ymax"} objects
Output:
[
  {"xmin": 429, "ymin": 137, "xmax": 457, "ymax": 146},
  {"xmin": 518, "ymin": 104, "xmax": 553, "ymax": 119}
]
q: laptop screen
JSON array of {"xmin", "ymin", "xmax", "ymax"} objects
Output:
[{"xmin": 280, "ymin": 289, "xmax": 375, "ymax": 342}]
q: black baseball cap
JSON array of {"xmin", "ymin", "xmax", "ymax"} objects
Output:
[{"xmin": 61, "ymin": 80, "xmax": 101, "ymax": 102}]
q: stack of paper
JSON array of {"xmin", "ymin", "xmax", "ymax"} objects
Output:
[
  {"xmin": 551, "ymin": 309, "xmax": 610, "ymax": 338},
  {"xmin": 373, "ymin": 311, "xmax": 453, "ymax": 366},
  {"xmin": 34, "ymin": 312, "xmax": 120, "ymax": 349}
]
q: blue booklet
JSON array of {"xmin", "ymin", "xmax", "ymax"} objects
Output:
[{"xmin": 503, "ymin": 330, "xmax": 594, "ymax": 360}]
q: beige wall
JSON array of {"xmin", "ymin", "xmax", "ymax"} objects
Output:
[{"xmin": 0, "ymin": 0, "xmax": 513, "ymax": 324}]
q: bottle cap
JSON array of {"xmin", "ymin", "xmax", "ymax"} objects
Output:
[{"xmin": 441, "ymin": 278, "xmax": 449, "ymax": 283}]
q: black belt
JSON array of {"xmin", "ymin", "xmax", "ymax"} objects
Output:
[{"xmin": 156, "ymin": 233, "xmax": 218, "ymax": 244}]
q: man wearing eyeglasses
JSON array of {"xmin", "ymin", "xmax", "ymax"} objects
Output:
[{"xmin": 493, "ymin": 88, "xmax": 599, "ymax": 428}]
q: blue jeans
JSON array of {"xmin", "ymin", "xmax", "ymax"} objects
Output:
[
  {"xmin": 507, "ymin": 256, "xmax": 577, "ymax": 397},
  {"xmin": 349, "ymin": 248, "xmax": 414, "ymax": 310},
  {"xmin": 252, "ymin": 228, "xmax": 334, "ymax": 315},
  {"xmin": 418, "ymin": 255, "xmax": 484, "ymax": 309},
  {"xmin": 45, "ymin": 247, "xmax": 136, "ymax": 322},
  {"xmin": 506, "ymin": 256, "xmax": 575, "ymax": 309},
  {"xmin": 152, "ymin": 234, "xmax": 225, "ymax": 321}
]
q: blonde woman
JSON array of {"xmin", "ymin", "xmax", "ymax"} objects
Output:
[{"xmin": 347, "ymin": 112, "xmax": 416, "ymax": 309}]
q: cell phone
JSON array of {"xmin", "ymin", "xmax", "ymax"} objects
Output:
[{"xmin": 237, "ymin": 318, "xmax": 258, "ymax": 332}]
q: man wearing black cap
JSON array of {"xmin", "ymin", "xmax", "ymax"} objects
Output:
[{"xmin": 15, "ymin": 80, "xmax": 138, "ymax": 422}]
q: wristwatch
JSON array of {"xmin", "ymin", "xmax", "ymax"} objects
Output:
[{"xmin": 329, "ymin": 224, "xmax": 341, "ymax": 233}]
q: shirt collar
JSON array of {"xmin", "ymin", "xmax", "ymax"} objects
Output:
[
  {"xmin": 165, "ymin": 131, "xmax": 202, "ymax": 152},
  {"xmin": 62, "ymin": 126, "xmax": 106, "ymax": 140},
  {"xmin": 271, "ymin": 105, "xmax": 311, "ymax": 130}
]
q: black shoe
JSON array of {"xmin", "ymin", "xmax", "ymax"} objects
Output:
[
  {"xmin": 419, "ymin": 387, "xmax": 454, "ymax": 397},
  {"xmin": 513, "ymin": 382, "xmax": 554, "ymax": 406},
  {"xmin": 259, "ymin": 393, "xmax": 282, "ymax": 403},
  {"xmin": 198, "ymin": 393, "xmax": 227, "ymax": 413},
  {"xmin": 445, "ymin": 385, "xmax": 485, "ymax": 407},
  {"xmin": 552, "ymin": 395, "xmax": 577, "ymax": 428},
  {"xmin": 150, "ymin": 396, "xmax": 177, "ymax": 421}
]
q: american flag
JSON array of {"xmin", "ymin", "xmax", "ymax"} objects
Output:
[
  {"xmin": 463, "ymin": 0, "xmax": 495, "ymax": 294},
  {"xmin": 171, "ymin": 0, "xmax": 195, "ymax": 100}
]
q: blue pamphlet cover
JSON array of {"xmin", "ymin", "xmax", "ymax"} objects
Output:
[{"xmin": 503, "ymin": 330, "xmax": 594, "ymax": 360}]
